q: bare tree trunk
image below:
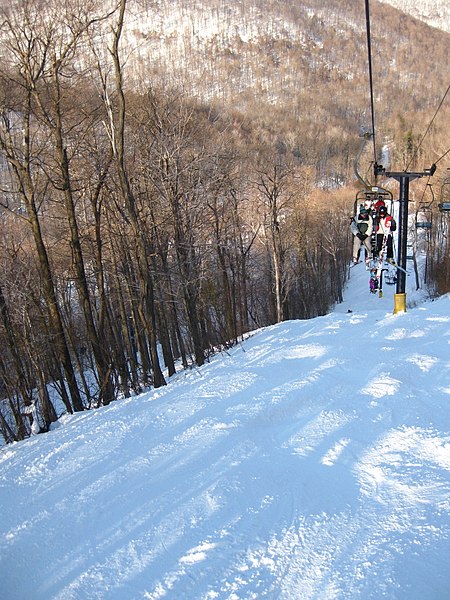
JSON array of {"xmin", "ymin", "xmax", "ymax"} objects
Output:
[
  {"xmin": 0, "ymin": 284, "xmax": 35, "ymax": 423},
  {"xmin": 0, "ymin": 10, "xmax": 85, "ymax": 412},
  {"xmin": 170, "ymin": 195, "xmax": 206, "ymax": 366},
  {"xmin": 256, "ymin": 164, "xmax": 288, "ymax": 323},
  {"xmin": 0, "ymin": 354, "xmax": 30, "ymax": 441},
  {"xmin": 0, "ymin": 405, "xmax": 21, "ymax": 444},
  {"xmin": 0, "ymin": 120, "xmax": 83, "ymax": 412},
  {"xmin": 107, "ymin": 0, "xmax": 166, "ymax": 387},
  {"xmin": 18, "ymin": 15, "xmax": 118, "ymax": 407}
]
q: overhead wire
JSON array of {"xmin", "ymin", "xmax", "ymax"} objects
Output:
[
  {"xmin": 435, "ymin": 147, "xmax": 450, "ymax": 165},
  {"xmin": 415, "ymin": 146, "xmax": 450, "ymax": 207},
  {"xmin": 363, "ymin": 0, "xmax": 449, "ymax": 176},
  {"xmin": 406, "ymin": 83, "xmax": 450, "ymax": 170},
  {"xmin": 364, "ymin": 0, "xmax": 378, "ymax": 168}
]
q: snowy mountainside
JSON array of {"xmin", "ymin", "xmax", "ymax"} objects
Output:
[
  {"xmin": 378, "ymin": 0, "xmax": 450, "ymax": 33},
  {"xmin": 114, "ymin": 0, "xmax": 449, "ymax": 173},
  {"xmin": 118, "ymin": 0, "xmax": 449, "ymax": 102}
]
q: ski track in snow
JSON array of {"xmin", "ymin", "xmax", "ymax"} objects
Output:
[{"xmin": 1, "ymin": 263, "xmax": 450, "ymax": 599}]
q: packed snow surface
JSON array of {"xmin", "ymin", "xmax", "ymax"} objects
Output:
[{"xmin": 1, "ymin": 263, "xmax": 450, "ymax": 599}]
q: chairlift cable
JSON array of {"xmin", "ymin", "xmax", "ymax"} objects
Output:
[
  {"xmin": 435, "ymin": 147, "xmax": 450, "ymax": 165},
  {"xmin": 406, "ymin": 83, "xmax": 450, "ymax": 170},
  {"xmin": 415, "ymin": 177, "xmax": 433, "ymax": 209},
  {"xmin": 364, "ymin": 0, "xmax": 378, "ymax": 168}
]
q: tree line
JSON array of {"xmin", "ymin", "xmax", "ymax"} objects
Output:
[{"xmin": 0, "ymin": 0, "xmax": 352, "ymax": 443}]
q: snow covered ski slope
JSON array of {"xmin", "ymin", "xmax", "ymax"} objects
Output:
[{"xmin": 1, "ymin": 263, "xmax": 450, "ymax": 599}]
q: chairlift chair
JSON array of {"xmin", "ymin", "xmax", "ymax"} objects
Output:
[
  {"xmin": 354, "ymin": 186, "xmax": 393, "ymax": 214},
  {"xmin": 415, "ymin": 221, "xmax": 432, "ymax": 229},
  {"xmin": 415, "ymin": 183, "xmax": 433, "ymax": 230},
  {"xmin": 385, "ymin": 271, "xmax": 397, "ymax": 285},
  {"xmin": 439, "ymin": 173, "xmax": 450, "ymax": 213}
]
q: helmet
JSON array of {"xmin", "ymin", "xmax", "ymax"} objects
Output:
[
  {"xmin": 359, "ymin": 212, "xmax": 369, "ymax": 220},
  {"xmin": 379, "ymin": 206, "xmax": 387, "ymax": 216}
]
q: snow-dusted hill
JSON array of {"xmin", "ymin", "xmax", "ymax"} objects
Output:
[
  {"xmin": 112, "ymin": 0, "xmax": 449, "ymax": 176},
  {"xmin": 1, "ymin": 260, "xmax": 450, "ymax": 599},
  {"xmin": 378, "ymin": 0, "xmax": 450, "ymax": 33}
]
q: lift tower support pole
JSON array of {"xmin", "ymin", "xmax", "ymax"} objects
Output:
[{"xmin": 375, "ymin": 164, "xmax": 436, "ymax": 313}]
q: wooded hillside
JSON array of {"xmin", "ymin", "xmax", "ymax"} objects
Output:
[{"xmin": 0, "ymin": 0, "xmax": 448, "ymax": 441}]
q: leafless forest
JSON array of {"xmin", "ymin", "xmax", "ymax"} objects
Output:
[{"xmin": 0, "ymin": 0, "xmax": 448, "ymax": 441}]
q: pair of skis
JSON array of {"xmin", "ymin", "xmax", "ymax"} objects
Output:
[
  {"xmin": 368, "ymin": 235, "xmax": 407, "ymax": 298},
  {"xmin": 369, "ymin": 235, "xmax": 387, "ymax": 297}
]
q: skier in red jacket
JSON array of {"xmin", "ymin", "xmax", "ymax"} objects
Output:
[{"xmin": 374, "ymin": 205, "xmax": 395, "ymax": 262}]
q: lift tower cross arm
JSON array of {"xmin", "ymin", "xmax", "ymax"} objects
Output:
[{"xmin": 375, "ymin": 164, "xmax": 436, "ymax": 313}]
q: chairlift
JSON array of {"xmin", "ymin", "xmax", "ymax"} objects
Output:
[
  {"xmin": 385, "ymin": 271, "xmax": 397, "ymax": 285},
  {"xmin": 416, "ymin": 221, "xmax": 432, "ymax": 229},
  {"xmin": 438, "ymin": 171, "xmax": 450, "ymax": 213},
  {"xmin": 354, "ymin": 186, "xmax": 393, "ymax": 214},
  {"xmin": 415, "ymin": 183, "xmax": 433, "ymax": 230}
]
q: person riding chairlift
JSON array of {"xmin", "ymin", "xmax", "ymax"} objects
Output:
[
  {"xmin": 374, "ymin": 205, "xmax": 395, "ymax": 263},
  {"xmin": 373, "ymin": 197, "xmax": 386, "ymax": 214},
  {"xmin": 351, "ymin": 208, "xmax": 373, "ymax": 264}
]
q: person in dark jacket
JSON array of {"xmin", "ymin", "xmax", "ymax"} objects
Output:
[{"xmin": 351, "ymin": 208, "xmax": 373, "ymax": 264}]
